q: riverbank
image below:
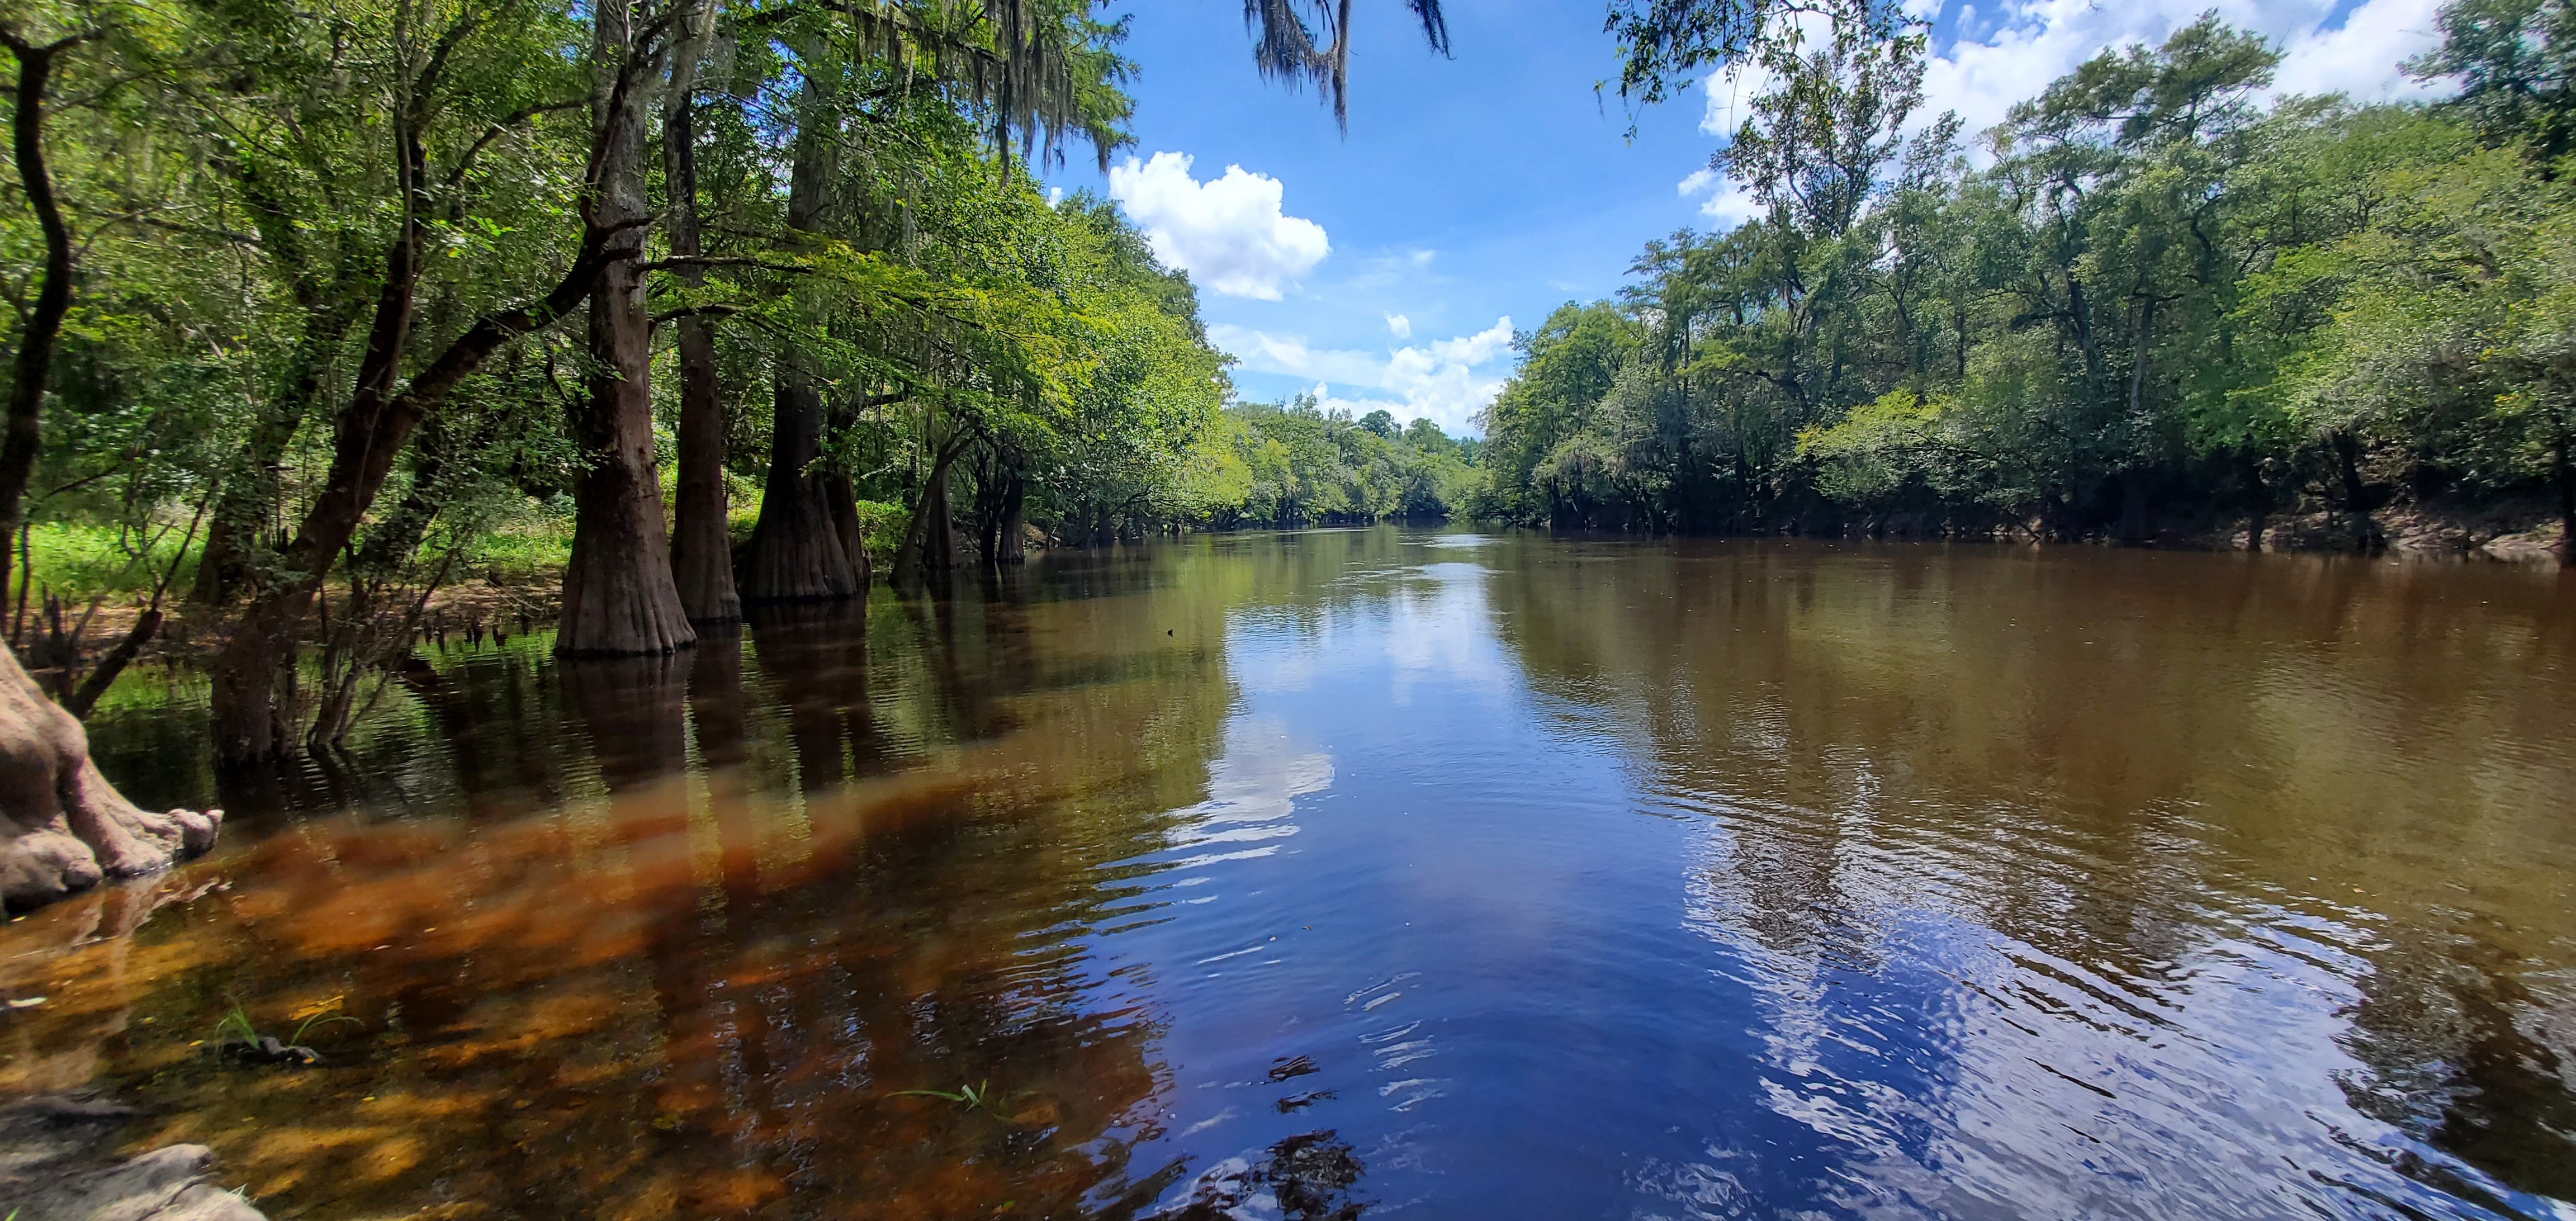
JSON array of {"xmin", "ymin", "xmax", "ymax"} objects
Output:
[
  {"xmin": 2258, "ymin": 500, "xmax": 2570, "ymax": 560},
  {"xmin": 1739, "ymin": 498, "xmax": 2569, "ymax": 561},
  {"xmin": 18, "ymin": 501, "xmax": 2565, "ymax": 708}
]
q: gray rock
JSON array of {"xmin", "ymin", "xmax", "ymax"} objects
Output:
[{"xmin": 0, "ymin": 1095, "xmax": 268, "ymax": 1221}]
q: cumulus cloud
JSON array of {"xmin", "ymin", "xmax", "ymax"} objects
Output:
[
  {"xmin": 2274, "ymin": 0, "xmax": 2449, "ymax": 101},
  {"xmin": 1307, "ymin": 383, "xmax": 1410, "ymax": 422},
  {"xmin": 1206, "ymin": 325, "xmax": 1384, "ymax": 387},
  {"xmin": 1679, "ymin": 0, "xmax": 2450, "ymax": 226},
  {"xmin": 1107, "ymin": 152, "xmax": 1329, "ymax": 300},
  {"xmin": 1906, "ymin": 0, "xmax": 2449, "ymax": 141},
  {"xmin": 1417, "ymin": 316, "xmax": 1515, "ymax": 367},
  {"xmin": 1678, "ymin": 165, "xmax": 1764, "ymax": 227},
  {"xmin": 1386, "ymin": 313, "xmax": 1413, "ymax": 339},
  {"xmin": 1210, "ymin": 316, "xmax": 1517, "ymax": 436}
]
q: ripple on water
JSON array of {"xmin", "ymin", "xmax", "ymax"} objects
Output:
[{"xmin": 13, "ymin": 531, "xmax": 2574, "ymax": 1221}]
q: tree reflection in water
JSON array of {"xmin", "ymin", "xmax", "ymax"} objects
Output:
[
  {"xmin": 1489, "ymin": 538, "xmax": 2576, "ymax": 1213},
  {"xmin": 6, "ymin": 573, "xmax": 1251, "ymax": 1219},
  {"xmin": 13, "ymin": 530, "xmax": 2570, "ymax": 1220}
]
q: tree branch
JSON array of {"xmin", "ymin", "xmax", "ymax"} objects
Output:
[
  {"xmin": 443, "ymin": 98, "xmax": 586, "ymax": 189},
  {"xmin": 649, "ymin": 302, "xmax": 742, "ymax": 328}
]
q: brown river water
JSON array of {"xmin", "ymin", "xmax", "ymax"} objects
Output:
[{"xmin": 3, "ymin": 528, "xmax": 2572, "ymax": 1220}]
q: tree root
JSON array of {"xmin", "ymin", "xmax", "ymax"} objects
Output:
[{"xmin": 0, "ymin": 643, "xmax": 220, "ymax": 911}]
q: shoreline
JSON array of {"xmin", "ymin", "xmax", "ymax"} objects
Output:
[{"xmin": 21, "ymin": 507, "xmax": 2565, "ymax": 694}]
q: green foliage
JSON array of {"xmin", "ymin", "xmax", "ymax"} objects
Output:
[
  {"xmin": 1182, "ymin": 396, "xmax": 1480, "ymax": 529},
  {"xmin": 210, "ymin": 1005, "xmax": 260, "ymax": 1047},
  {"xmin": 0, "ymin": 0, "xmax": 1249, "ymax": 634},
  {"xmin": 1480, "ymin": 15, "xmax": 2576, "ymax": 542},
  {"xmin": 210, "ymin": 996, "xmax": 361, "ymax": 1049},
  {"xmin": 2411, "ymin": 0, "xmax": 2576, "ymax": 157}
]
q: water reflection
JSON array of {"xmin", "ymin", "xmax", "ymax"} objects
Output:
[
  {"xmin": 14, "ymin": 569, "xmax": 1253, "ymax": 1218},
  {"xmin": 5, "ymin": 530, "xmax": 2572, "ymax": 1220},
  {"xmin": 1495, "ymin": 541, "xmax": 2576, "ymax": 1218}
]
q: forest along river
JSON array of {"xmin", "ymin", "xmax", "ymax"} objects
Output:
[{"xmin": 3, "ymin": 529, "xmax": 2573, "ymax": 1221}]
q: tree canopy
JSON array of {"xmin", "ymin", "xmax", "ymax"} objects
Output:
[{"xmin": 1478, "ymin": 7, "xmax": 2576, "ymax": 552}]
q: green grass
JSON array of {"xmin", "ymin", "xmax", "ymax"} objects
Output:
[
  {"xmin": 17, "ymin": 483, "xmax": 911, "ymax": 615},
  {"xmin": 211, "ymin": 998, "xmax": 362, "ymax": 1048},
  {"xmin": 9, "ymin": 520, "xmax": 198, "ymax": 604},
  {"xmin": 457, "ymin": 513, "xmax": 575, "ymax": 585},
  {"xmin": 211, "ymin": 1004, "xmax": 261, "ymax": 1045}
]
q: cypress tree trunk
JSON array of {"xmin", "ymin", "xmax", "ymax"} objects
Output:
[
  {"xmin": 664, "ymin": 93, "xmax": 740, "ymax": 624},
  {"xmin": 2118, "ymin": 468, "xmax": 2150, "ymax": 545},
  {"xmin": 2243, "ymin": 452, "xmax": 2269, "ymax": 552},
  {"xmin": 2555, "ymin": 434, "xmax": 2573, "ymax": 560},
  {"xmin": 826, "ymin": 471, "xmax": 872, "ymax": 588},
  {"xmin": 743, "ymin": 366, "xmax": 863, "ymax": 602},
  {"xmin": 926, "ymin": 462, "xmax": 956, "ymax": 571},
  {"xmin": 892, "ymin": 435, "xmax": 970, "ymax": 585},
  {"xmin": 997, "ymin": 473, "xmax": 1026, "ymax": 564},
  {"xmin": 2332, "ymin": 430, "xmax": 2380, "ymax": 551},
  {"xmin": 2120, "ymin": 298, "xmax": 2156, "ymax": 547},
  {"xmin": 669, "ymin": 314, "xmax": 739, "ymax": 619},
  {"xmin": 560, "ymin": 262, "xmax": 694, "ymax": 654},
  {"xmin": 741, "ymin": 92, "xmax": 860, "ymax": 604},
  {"xmin": 559, "ymin": 23, "xmax": 693, "ymax": 657}
]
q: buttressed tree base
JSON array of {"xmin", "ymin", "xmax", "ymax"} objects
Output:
[{"xmin": 0, "ymin": 645, "xmax": 219, "ymax": 910}]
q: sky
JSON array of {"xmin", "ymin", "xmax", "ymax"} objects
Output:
[{"xmin": 1039, "ymin": 0, "xmax": 2456, "ymax": 437}]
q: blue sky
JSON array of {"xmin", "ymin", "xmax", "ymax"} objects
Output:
[{"xmin": 1041, "ymin": 0, "xmax": 2450, "ymax": 436}]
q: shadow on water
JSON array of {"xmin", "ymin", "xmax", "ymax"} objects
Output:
[{"xmin": 2, "ymin": 529, "xmax": 2571, "ymax": 1220}]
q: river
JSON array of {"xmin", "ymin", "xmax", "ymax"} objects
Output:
[{"xmin": 6, "ymin": 529, "xmax": 2573, "ymax": 1220}]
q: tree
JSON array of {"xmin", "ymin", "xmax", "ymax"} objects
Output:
[
  {"xmin": 1479, "ymin": 15, "xmax": 2574, "ymax": 551},
  {"xmin": 0, "ymin": 20, "xmax": 93, "ymax": 588},
  {"xmin": 205, "ymin": 0, "xmax": 640, "ymax": 759},
  {"xmin": 559, "ymin": 0, "xmax": 700, "ymax": 656},
  {"xmin": 662, "ymin": 0, "xmax": 741, "ymax": 623},
  {"xmin": 0, "ymin": 12, "xmax": 222, "ymax": 905},
  {"xmin": 2411, "ymin": 0, "xmax": 2576, "ymax": 158}
]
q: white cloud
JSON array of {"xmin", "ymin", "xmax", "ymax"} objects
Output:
[
  {"xmin": 1308, "ymin": 382, "xmax": 1409, "ymax": 421},
  {"xmin": 1906, "ymin": 0, "xmax": 2448, "ymax": 144},
  {"xmin": 1210, "ymin": 316, "xmax": 1518, "ymax": 436},
  {"xmin": 1207, "ymin": 325, "xmax": 1384, "ymax": 386},
  {"xmin": 1107, "ymin": 152, "xmax": 1329, "ymax": 300},
  {"xmin": 1418, "ymin": 316, "xmax": 1515, "ymax": 367},
  {"xmin": 1678, "ymin": 165, "xmax": 1765, "ymax": 228},
  {"xmin": 2275, "ymin": 0, "xmax": 2449, "ymax": 101},
  {"xmin": 1385, "ymin": 313, "xmax": 1413, "ymax": 339}
]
